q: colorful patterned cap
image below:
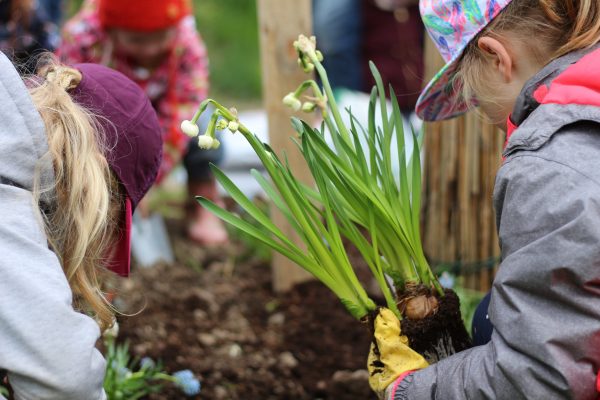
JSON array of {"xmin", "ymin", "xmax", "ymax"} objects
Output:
[{"xmin": 416, "ymin": 0, "xmax": 512, "ymax": 121}]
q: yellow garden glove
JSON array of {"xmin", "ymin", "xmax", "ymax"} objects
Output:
[{"xmin": 367, "ymin": 308, "xmax": 429, "ymax": 399}]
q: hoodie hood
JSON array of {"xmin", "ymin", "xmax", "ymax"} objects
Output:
[
  {"xmin": 505, "ymin": 43, "xmax": 600, "ymax": 158},
  {"xmin": 0, "ymin": 52, "xmax": 54, "ymax": 201}
]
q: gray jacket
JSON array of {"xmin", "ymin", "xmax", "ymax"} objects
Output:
[
  {"xmin": 0, "ymin": 52, "xmax": 106, "ymax": 399},
  {"xmin": 400, "ymin": 45, "xmax": 600, "ymax": 399}
]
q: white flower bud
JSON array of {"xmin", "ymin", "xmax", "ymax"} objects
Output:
[
  {"xmin": 303, "ymin": 62, "xmax": 315, "ymax": 73},
  {"xmin": 294, "ymin": 34, "xmax": 317, "ymax": 55},
  {"xmin": 180, "ymin": 120, "xmax": 199, "ymax": 137},
  {"xmin": 197, "ymin": 135, "xmax": 214, "ymax": 149},
  {"xmin": 103, "ymin": 321, "xmax": 119, "ymax": 339},
  {"xmin": 302, "ymin": 102, "xmax": 317, "ymax": 112},
  {"xmin": 316, "ymin": 50, "xmax": 324, "ymax": 62},
  {"xmin": 216, "ymin": 118, "xmax": 228, "ymax": 130},
  {"xmin": 283, "ymin": 93, "xmax": 301, "ymax": 111},
  {"xmin": 211, "ymin": 139, "xmax": 221, "ymax": 149},
  {"xmin": 227, "ymin": 120, "xmax": 239, "ymax": 133}
]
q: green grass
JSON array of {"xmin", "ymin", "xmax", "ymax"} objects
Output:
[{"xmin": 194, "ymin": 0, "xmax": 262, "ymax": 105}]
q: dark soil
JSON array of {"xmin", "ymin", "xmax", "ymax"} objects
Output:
[
  {"xmin": 400, "ymin": 289, "xmax": 472, "ymax": 361},
  {"xmin": 113, "ymin": 219, "xmax": 377, "ymax": 399}
]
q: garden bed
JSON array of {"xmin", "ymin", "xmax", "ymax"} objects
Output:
[{"xmin": 113, "ymin": 219, "xmax": 376, "ymax": 399}]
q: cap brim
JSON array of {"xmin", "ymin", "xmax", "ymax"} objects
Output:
[
  {"xmin": 415, "ymin": 52, "xmax": 475, "ymax": 122},
  {"xmin": 107, "ymin": 197, "xmax": 132, "ymax": 277}
]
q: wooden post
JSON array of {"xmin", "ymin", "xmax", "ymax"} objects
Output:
[
  {"xmin": 257, "ymin": 0, "xmax": 313, "ymax": 292},
  {"xmin": 422, "ymin": 37, "xmax": 503, "ymax": 291}
]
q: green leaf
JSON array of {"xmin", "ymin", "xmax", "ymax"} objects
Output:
[
  {"xmin": 290, "ymin": 116, "xmax": 304, "ymax": 133},
  {"xmin": 410, "ymin": 130, "xmax": 422, "ymax": 241},
  {"xmin": 367, "ymin": 86, "xmax": 379, "ymax": 180},
  {"xmin": 197, "ymin": 197, "xmax": 329, "ymax": 280},
  {"xmin": 369, "ymin": 62, "xmax": 390, "ymax": 135},
  {"xmin": 210, "ymin": 164, "xmax": 293, "ymax": 247},
  {"xmin": 250, "ymin": 169, "xmax": 302, "ymax": 233},
  {"xmin": 390, "ymin": 88, "xmax": 412, "ymax": 229},
  {"xmin": 348, "ymin": 109, "xmax": 370, "ymax": 180},
  {"xmin": 340, "ymin": 298, "xmax": 370, "ymax": 320}
]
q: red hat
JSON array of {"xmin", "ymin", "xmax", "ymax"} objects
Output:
[
  {"xmin": 70, "ymin": 63, "xmax": 163, "ymax": 277},
  {"xmin": 99, "ymin": 0, "xmax": 192, "ymax": 32}
]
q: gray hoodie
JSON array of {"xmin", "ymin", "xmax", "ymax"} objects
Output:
[
  {"xmin": 396, "ymin": 44, "xmax": 600, "ymax": 399},
  {"xmin": 0, "ymin": 52, "xmax": 106, "ymax": 399}
]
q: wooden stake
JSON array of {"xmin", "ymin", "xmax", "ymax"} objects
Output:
[{"xmin": 257, "ymin": 0, "xmax": 313, "ymax": 292}]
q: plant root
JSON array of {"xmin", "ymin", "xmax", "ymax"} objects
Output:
[{"xmin": 399, "ymin": 288, "xmax": 472, "ymax": 364}]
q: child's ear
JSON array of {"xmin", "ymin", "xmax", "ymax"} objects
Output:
[{"xmin": 477, "ymin": 36, "xmax": 513, "ymax": 83}]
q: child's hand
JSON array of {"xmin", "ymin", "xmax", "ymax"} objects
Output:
[{"xmin": 367, "ymin": 308, "xmax": 429, "ymax": 399}]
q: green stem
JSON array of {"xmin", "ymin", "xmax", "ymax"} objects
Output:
[
  {"xmin": 305, "ymin": 54, "xmax": 351, "ymax": 145},
  {"xmin": 293, "ymin": 80, "xmax": 314, "ymax": 97},
  {"xmin": 205, "ymin": 112, "xmax": 219, "ymax": 138},
  {"xmin": 414, "ymin": 247, "xmax": 444, "ymax": 295},
  {"xmin": 190, "ymin": 99, "xmax": 213, "ymax": 123},
  {"xmin": 379, "ymin": 234, "xmax": 418, "ymax": 283},
  {"xmin": 369, "ymin": 211, "xmax": 402, "ymax": 319}
]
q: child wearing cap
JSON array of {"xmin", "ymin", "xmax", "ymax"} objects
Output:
[
  {"xmin": 367, "ymin": 1, "xmax": 600, "ymax": 399},
  {"xmin": 0, "ymin": 51, "xmax": 162, "ymax": 398},
  {"xmin": 57, "ymin": 0, "xmax": 228, "ymax": 246}
]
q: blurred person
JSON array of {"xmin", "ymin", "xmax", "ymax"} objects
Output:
[
  {"xmin": 58, "ymin": 0, "xmax": 229, "ymax": 246},
  {"xmin": 0, "ymin": 0, "xmax": 60, "ymax": 72},
  {"xmin": 362, "ymin": 0, "xmax": 424, "ymax": 113},
  {"xmin": 0, "ymin": 54, "xmax": 162, "ymax": 399},
  {"xmin": 313, "ymin": 0, "xmax": 425, "ymax": 115},
  {"xmin": 39, "ymin": 0, "xmax": 62, "ymax": 25},
  {"xmin": 312, "ymin": 0, "xmax": 363, "ymax": 91}
]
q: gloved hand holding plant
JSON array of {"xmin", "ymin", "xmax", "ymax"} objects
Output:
[{"xmin": 368, "ymin": 308, "xmax": 428, "ymax": 399}]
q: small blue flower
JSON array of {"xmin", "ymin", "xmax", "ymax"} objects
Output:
[
  {"xmin": 140, "ymin": 357, "xmax": 155, "ymax": 370},
  {"xmin": 116, "ymin": 366, "xmax": 131, "ymax": 380},
  {"xmin": 439, "ymin": 272, "xmax": 455, "ymax": 289},
  {"xmin": 173, "ymin": 369, "xmax": 201, "ymax": 396}
]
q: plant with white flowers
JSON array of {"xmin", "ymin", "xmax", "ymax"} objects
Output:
[{"xmin": 182, "ymin": 35, "xmax": 472, "ymax": 362}]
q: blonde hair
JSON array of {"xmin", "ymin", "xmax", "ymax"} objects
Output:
[
  {"xmin": 456, "ymin": 0, "xmax": 600, "ymax": 105},
  {"xmin": 28, "ymin": 60, "xmax": 120, "ymax": 331}
]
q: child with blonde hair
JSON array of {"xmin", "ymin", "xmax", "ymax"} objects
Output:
[
  {"xmin": 0, "ymin": 53, "xmax": 162, "ymax": 398},
  {"xmin": 368, "ymin": 1, "xmax": 600, "ymax": 399}
]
